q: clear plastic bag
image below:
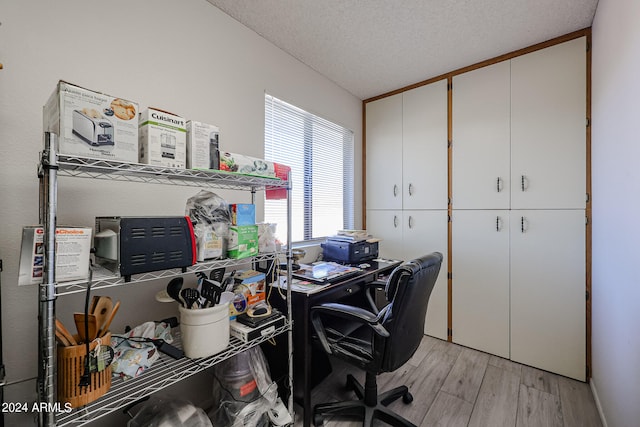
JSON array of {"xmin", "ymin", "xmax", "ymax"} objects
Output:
[
  {"xmin": 185, "ymin": 190, "xmax": 231, "ymax": 261},
  {"xmin": 128, "ymin": 397, "xmax": 212, "ymax": 427},
  {"xmin": 209, "ymin": 347, "xmax": 279, "ymax": 427}
]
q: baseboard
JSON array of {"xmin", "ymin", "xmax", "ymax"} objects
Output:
[{"xmin": 589, "ymin": 378, "xmax": 609, "ymax": 427}]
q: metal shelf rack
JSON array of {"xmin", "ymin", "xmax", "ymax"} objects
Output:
[{"xmin": 37, "ymin": 133, "xmax": 294, "ymax": 426}]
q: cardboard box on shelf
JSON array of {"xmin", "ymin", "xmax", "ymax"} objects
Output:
[
  {"xmin": 43, "ymin": 81, "xmax": 139, "ymax": 162},
  {"xmin": 139, "ymin": 108, "xmax": 187, "ymax": 168},
  {"xmin": 18, "ymin": 226, "xmax": 92, "ymax": 286},
  {"xmin": 227, "ymin": 225, "xmax": 258, "ymax": 259},
  {"xmin": 219, "ymin": 152, "xmax": 275, "ymax": 177},
  {"xmin": 230, "ymin": 204, "xmax": 256, "ymax": 226},
  {"xmin": 186, "ymin": 120, "xmax": 219, "ymax": 170}
]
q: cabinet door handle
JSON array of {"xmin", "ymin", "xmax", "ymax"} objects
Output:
[
  {"xmin": 521, "ymin": 175, "xmax": 529, "ymax": 192},
  {"xmin": 408, "ymin": 216, "xmax": 414, "ymax": 229},
  {"xmin": 521, "ymin": 216, "xmax": 528, "ymax": 233},
  {"xmin": 496, "ymin": 216, "xmax": 502, "ymax": 232},
  {"xmin": 393, "ymin": 215, "xmax": 398, "ymax": 228},
  {"xmin": 496, "ymin": 177, "xmax": 503, "ymax": 193},
  {"xmin": 408, "ymin": 183, "xmax": 414, "ymax": 196},
  {"xmin": 393, "ymin": 184, "xmax": 398, "ymax": 197}
]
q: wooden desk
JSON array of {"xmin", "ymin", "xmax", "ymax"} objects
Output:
[{"xmin": 268, "ymin": 259, "xmax": 402, "ymax": 427}]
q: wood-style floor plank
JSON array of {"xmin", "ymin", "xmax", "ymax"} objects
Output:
[
  {"xmin": 420, "ymin": 391, "xmax": 473, "ymax": 427},
  {"xmin": 516, "ymin": 384, "xmax": 563, "ymax": 427},
  {"xmin": 440, "ymin": 347, "xmax": 490, "ymax": 403},
  {"xmin": 557, "ymin": 376, "xmax": 603, "ymax": 427},
  {"xmin": 468, "ymin": 364, "xmax": 520, "ymax": 427},
  {"xmin": 521, "ymin": 365, "xmax": 560, "ymax": 396}
]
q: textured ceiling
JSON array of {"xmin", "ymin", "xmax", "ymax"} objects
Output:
[{"xmin": 206, "ymin": 0, "xmax": 598, "ymax": 100}]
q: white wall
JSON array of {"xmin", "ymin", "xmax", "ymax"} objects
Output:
[
  {"xmin": 0, "ymin": 0, "xmax": 361, "ymax": 424},
  {"xmin": 591, "ymin": 0, "xmax": 640, "ymax": 426}
]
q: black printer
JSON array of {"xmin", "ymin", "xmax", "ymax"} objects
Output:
[{"xmin": 321, "ymin": 237, "xmax": 379, "ymax": 264}]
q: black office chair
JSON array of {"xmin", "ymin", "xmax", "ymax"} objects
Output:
[{"xmin": 310, "ymin": 252, "xmax": 443, "ymax": 427}]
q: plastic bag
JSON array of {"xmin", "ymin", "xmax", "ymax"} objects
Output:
[
  {"xmin": 209, "ymin": 347, "xmax": 278, "ymax": 427},
  {"xmin": 128, "ymin": 397, "xmax": 212, "ymax": 427},
  {"xmin": 185, "ymin": 190, "xmax": 231, "ymax": 261},
  {"xmin": 257, "ymin": 223, "xmax": 278, "ymax": 253}
]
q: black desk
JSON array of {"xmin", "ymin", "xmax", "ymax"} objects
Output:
[{"xmin": 268, "ymin": 259, "xmax": 402, "ymax": 427}]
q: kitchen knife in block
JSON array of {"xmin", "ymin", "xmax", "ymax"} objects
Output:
[
  {"xmin": 98, "ymin": 300, "xmax": 120, "ymax": 338},
  {"xmin": 55, "ymin": 318, "xmax": 78, "ymax": 346},
  {"xmin": 74, "ymin": 313, "xmax": 98, "ymax": 343}
]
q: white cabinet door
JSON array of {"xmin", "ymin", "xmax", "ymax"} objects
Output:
[
  {"xmin": 452, "ymin": 61, "xmax": 511, "ymax": 209},
  {"xmin": 452, "ymin": 210, "xmax": 510, "ymax": 358},
  {"xmin": 402, "ymin": 210, "xmax": 448, "ymax": 340},
  {"xmin": 511, "ymin": 37, "xmax": 586, "ymax": 209},
  {"xmin": 365, "ymin": 210, "xmax": 403, "ymax": 261},
  {"xmin": 402, "ymin": 81, "xmax": 448, "ymax": 210},
  {"xmin": 366, "ymin": 94, "xmax": 403, "ymax": 210},
  {"xmin": 510, "ymin": 209, "xmax": 586, "ymax": 381}
]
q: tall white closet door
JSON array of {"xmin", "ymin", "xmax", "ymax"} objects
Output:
[
  {"xmin": 402, "ymin": 81, "xmax": 448, "ymax": 210},
  {"xmin": 452, "ymin": 61, "xmax": 511, "ymax": 209},
  {"xmin": 366, "ymin": 94, "xmax": 403, "ymax": 210},
  {"xmin": 402, "ymin": 210, "xmax": 448, "ymax": 340},
  {"xmin": 365, "ymin": 210, "xmax": 403, "ymax": 260},
  {"xmin": 510, "ymin": 209, "xmax": 586, "ymax": 381},
  {"xmin": 511, "ymin": 37, "xmax": 586, "ymax": 209},
  {"xmin": 452, "ymin": 210, "xmax": 510, "ymax": 358}
]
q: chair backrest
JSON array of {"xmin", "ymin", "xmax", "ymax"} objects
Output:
[{"xmin": 380, "ymin": 252, "xmax": 443, "ymax": 372}]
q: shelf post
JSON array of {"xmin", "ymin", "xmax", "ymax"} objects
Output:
[
  {"xmin": 285, "ymin": 170, "xmax": 294, "ymax": 419},
  {"xmin": 38, "ymin": 132, "xmax": 58, "ymax": 427}
]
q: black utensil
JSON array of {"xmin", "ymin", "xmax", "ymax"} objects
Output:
[
  {"xmin": 222, "ymin": 270, "xmax": 236, "ymax": 292},
  {"xmin": 180, "ymin": 288, "xmax": 200, "ymax": 309},
  {"xmin": 209, "ymin": 268, "xmax": 225, "ymax": 283},
  {"xmin": 167, "ymin": 277, "xmax": 184, "ymax": 306},
  {"xmin": 200, "ymin": 279, "xmax": 223, "ymax": 307}
]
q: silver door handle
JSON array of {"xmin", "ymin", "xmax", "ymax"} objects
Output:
[
  {"xmin": 393, "ymin": 184, "xmax": 398, "ymax": 197},
  {"xmin": 408, "ymin": 183, "xmax": 414, "ymax": 196},
  {"xmin": 496, "ymin": 177, "xmax": 503, "ymax": 193},
  {"xmin": 408, "ymin": 216, "xmax": 414, "ymax": 229},
  {"xmin": 393, "ymin": 215, "xmax": 398, "ymax": 228},
  {"xmin": 496, "ymin": 216, "xmax": 502, "ymax": 232},
  {"xmin": 521, "ymin": 216, "xmax": 528, "ymax": 233},
  {"xmin": 521, "ymin": 175, "xmax": 529, "ymax": 192}
]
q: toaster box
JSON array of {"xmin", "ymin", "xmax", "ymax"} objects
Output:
[
  {"xmin": 186, "ymin": 120, "xmax": 219, "ymax": 170},
  {"xmin": 43, "ymin": 81, "xmax": 139, "ymax": 162},
  {"xmin": 139, "ymin": 108, "xmax": 187, "ymax": 168}
]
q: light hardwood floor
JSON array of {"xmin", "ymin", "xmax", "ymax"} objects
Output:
[{"xmin": 295, "ymin": 335, "xmax": 602, "ymax": 427}]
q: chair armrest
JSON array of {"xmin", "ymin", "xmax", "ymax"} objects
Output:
[
  {"xmin": 366, "ymin": 280, "xmax": 388, "ymax": 314},
  {"xmin": 311, "ymin": 303, "xmax": 389, "ymax": 355}
]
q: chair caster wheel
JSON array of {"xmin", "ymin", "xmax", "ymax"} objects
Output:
[
  {"xmin": 314, "ymin": 414, "xmax": 324, "ymax": 426},
  {"xmin": 402, "ymin": 391, "xmax": 413, "ymax": 404}
]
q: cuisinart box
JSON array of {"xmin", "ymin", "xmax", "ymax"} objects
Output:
[
  {"xmin": 139, "ymin": 108, "xmax": 187, "ymax": 168},
  {"xmin": 43, "ymin": 81, "xmax": 139, "ymax": 162},
  {"xmin": 18, "ymin": 226, "xmax": 92, "ymax": 286},
  {"xmin": 186, "ymin": 120, "xmax": 219, "ymax": 170}
]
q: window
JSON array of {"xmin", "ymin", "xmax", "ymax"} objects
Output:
[{"xmin": 264, "ymin": 94, "xmax": 355, "ymax": 243}]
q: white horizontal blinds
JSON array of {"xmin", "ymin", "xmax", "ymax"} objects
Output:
[{"xmin": 264, "ymin": 94, "xmax": 354, "ymax": 243}]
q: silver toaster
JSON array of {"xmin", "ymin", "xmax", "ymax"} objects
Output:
[{"xmin": 72, "ymin": 109, "xmax": 114, "ymax": 146}]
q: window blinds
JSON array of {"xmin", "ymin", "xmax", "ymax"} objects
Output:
[{"xmin": 264, "ymin": 94, "xmax": 354, "ymax": 243}]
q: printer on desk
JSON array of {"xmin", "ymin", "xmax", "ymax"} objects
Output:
[{"xmin": 321, "ymin": 235, "xmax": 379, "ymax": 264}]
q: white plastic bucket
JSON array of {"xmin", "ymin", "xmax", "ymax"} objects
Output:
[{"xmin": 179, "ymin": 302, "xmax": 230, "ymax": 358}]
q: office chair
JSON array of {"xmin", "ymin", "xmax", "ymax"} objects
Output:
[{"xmin": 310, "ymin": 252, "xmax": 443, "ymax": 427}]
